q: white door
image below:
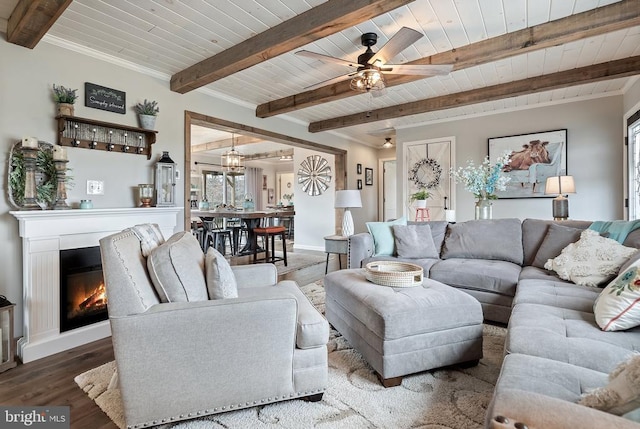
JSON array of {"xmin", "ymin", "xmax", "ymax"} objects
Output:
[{"xmin": 383, "ymin": 160, "xmax": 397, "ymax": 221}]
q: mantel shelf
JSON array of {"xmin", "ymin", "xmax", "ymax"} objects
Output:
[{"xmin": 56, "ymin": 115, "xmax": 157, "ymax": 159}]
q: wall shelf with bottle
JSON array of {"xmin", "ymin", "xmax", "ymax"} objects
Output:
[{"xmin": 56, "ymin": 115, "xmax": 157, "ymax": 159}]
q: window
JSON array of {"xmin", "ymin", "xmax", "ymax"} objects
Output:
[
  {"xmin": 203, "ymin": 170, "xmax": 245, "ymax": 207},
  {"xmin": 628, "ymin": 112, "xmax": 640, "ymax": 219}
]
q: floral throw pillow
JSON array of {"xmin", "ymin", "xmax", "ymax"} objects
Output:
[
  {"xmin": 544, "ymin": 229, "xmax": 636, "ymax": 287},
  {"xmin": 594, "ymin": 259, "xmax": 640, "ymax": 331}
]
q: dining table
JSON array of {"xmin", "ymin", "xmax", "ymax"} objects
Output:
[{"xmin": 192, "ymin": 208, "xmax": 295, "ymax": 256}]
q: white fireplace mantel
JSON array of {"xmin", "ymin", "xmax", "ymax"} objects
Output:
[{"xmin": 11, "ymin": 207, "xmax": 182, "ymax": 363}]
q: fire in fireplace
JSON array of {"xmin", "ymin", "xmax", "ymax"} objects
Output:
[{"xmin": 60, "ymin": 246, "xmax": 108, "ymax": 332}]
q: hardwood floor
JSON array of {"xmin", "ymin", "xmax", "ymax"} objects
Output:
[
  {"xmin": 0, "ymin": 337, "xmax": 117, "ymax": 429},
  {"xmin": 0, "ymin": 253, "xmax": 336, "ymax": 428}
]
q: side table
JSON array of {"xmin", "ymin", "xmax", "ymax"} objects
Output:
[{"xmin": 324, "ymin": 235, "xmax": 348, "ymax": 274}]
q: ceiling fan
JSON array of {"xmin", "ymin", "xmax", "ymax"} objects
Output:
[{"xmin": 296, "ymin": 27, "xmax": 453, "ymax": 95}]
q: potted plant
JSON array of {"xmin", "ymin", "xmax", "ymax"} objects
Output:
[
  {"xmin": 134, "ymin": 99, "xmax": 159, "ymax": 130},
  {"xmin": 282, "ymin": 193, "xmax": 293, "ymax": 206},
  {"xmin": 410, "ymin": 189, "xmax": 431, "ymax": 208},
  {"xmin": 52, "ymin": 84, "xmax": 78, "ymax": 116}
]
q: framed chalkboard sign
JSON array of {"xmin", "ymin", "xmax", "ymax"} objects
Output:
[{"xmin": 84, "ymin": 82, "xmax": 126, "ymax": 114}]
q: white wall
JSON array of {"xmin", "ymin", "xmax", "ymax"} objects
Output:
[
  {"xmin": 0, "ymin": 39, "xmax": 379, "ymax": 336},
  {"xmin": 293, "ymin": 148, "xmax": 336, "ymax": 251},
  {"xmin": 346, "ymin": 143, "xmax": 381, "ymax": 233},
  {"xmin": 624, "ymin": 78, "xmax": 640, "ymax": 116},
  {"xmin": 397, "ymin": 95, "xmax": 625, "ymax": 222}
]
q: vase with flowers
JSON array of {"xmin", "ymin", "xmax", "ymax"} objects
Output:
[{"xmin": 450, "ymin": 154, "xmax": 511, "ymax": 220}]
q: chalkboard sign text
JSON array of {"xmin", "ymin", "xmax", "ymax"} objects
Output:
[{"xmin": 85, "ymin": 82, "xmax": 126, "ymax": 114}]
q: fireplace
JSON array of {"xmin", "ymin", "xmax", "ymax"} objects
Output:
[
  {"xmin": 11, "ymin": 207, "xmax": 181, "ymax": 363},
  {"xmin": 60, "ymin": 247, "xmax": 108, "ymax": 332}
]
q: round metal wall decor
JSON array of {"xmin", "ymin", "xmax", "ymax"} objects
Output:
[
  {"xmin": 409, "ymin": 158, "xmax": 442, "ymax": 189},
  {"xmin": 297, "ymin": 155, "xmax": 332, "ymax": 196}
]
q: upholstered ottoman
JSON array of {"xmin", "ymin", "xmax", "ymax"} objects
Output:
[{"xmin": 324, "ymin": 268, "xmax": 483, "ymax": 387}]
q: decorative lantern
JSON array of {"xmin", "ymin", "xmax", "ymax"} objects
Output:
[
  {"xmin": 0, "ymin": 299, "xmax": 17, "ymax": 373},
  {"xmin": 154, "ymin": 151, "xmax": 176, "ymax": 207}
]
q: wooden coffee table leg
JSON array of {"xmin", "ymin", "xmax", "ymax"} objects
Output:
[{"xmin": 376, "ymin": 372, "xmax": 402, "ymax": 388}]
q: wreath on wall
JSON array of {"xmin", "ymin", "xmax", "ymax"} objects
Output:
[
  {"xmin": 7, "ymin": 141, "xmax": 70, "ymax": 209},
  {"xmin": 409, "ymin": 158, "xmax": 442, "ymax": 189}
]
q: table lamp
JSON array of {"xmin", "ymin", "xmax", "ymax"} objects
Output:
[
  {"xmin": 545, "ymin": 176, "xmax": 576, "ymax": 220},
  {"xmin": 335, "ymin": 190, "xmax": 362, "ymax": 237}
]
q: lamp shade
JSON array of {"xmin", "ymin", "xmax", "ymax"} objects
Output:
[
  {"xmin": 545, "ymin": 176, "xmax": 576, "ymax": 195},
  {"xmin": 335, "ymin": 190, "xmax": 362, "ymax": 208}
]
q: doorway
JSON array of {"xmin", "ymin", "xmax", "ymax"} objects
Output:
[{"xmin": 380, "ymin": 159, "xmax": 397, "ymax": 221}]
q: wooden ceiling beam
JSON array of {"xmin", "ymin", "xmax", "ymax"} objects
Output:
[
  {"xmin": 257, "ymin": 0, "xmax": 640, "ymax": 118},
  {"xmin": 7, "ymin": 0, "xmax": 72, "ymax": 49},
  {"xmin": 191, "ymin": 136, "xmax": 263, "ymax": 153},
  {"xmin": 170, "ymin": 0, "xmax": 415, "ymax": 94},
  {"xmin": 308, "ymin": 56, "xmax": 640, "ymax": 132}
]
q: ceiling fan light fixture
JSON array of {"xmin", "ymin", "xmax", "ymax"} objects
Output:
[{"xmin": 350, "ymin": 68, "xmax": 385, "ymax": 92}]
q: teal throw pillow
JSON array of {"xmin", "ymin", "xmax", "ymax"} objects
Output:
[{"xmin": 366, "ymin": 217, "xmax": 407, "ymax": 256}]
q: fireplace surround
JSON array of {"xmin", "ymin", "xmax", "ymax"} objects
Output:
[{"xmin": 10, "ymin": 207, "xmax": 181, "ymax": 363}]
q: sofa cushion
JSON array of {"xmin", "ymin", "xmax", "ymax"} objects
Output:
[
  {"xmin": 514, "ymin": 277, "xmax": 600, "ymax": 312},
  {"xmin": 147, "ymin": 231, "xmax": 208, "ymax": 302},
  {"xmin": 430, "ymin": 258, "xmax": 521, "ymax": 297},
  {"xmin": 441, "ymin": 218, "xmax": 523, "ymax": 265},
  {"xmin": 594, "ymin": 259, "xmax": 640, "ymax": 331},
  {"xmin": 392, "ymin": 224, "xmax": 439, "ymax": 259},
  {"xmin": 518, "ymin": 266, "xmax": 570, "ymax": 282},
  {"xmin": 579, "ymin": 354, "xmax": 640, "ymax": 416},
  {"xmin": 366, "ymin": 217, "xmax": 407, "ymax": 256},
  {"xmin": 496, "ymin": 353, "xmax": 607, "ymax": 403},
  {"xmin": 205, "ymin": 247, "xmax": 238, "ymax": 300},
  {"xmin": 532, "ymin": 223, "xmax": 584, "ymax": 269},
  {"xmin": 408, "ymin": 220, "xmax": 448, "ymax": 253},
  {"xmin": 506, "ymin": 302, "xmax": 640, "ymax": 373},
  {"xmin": 521, "ymin": 218, "xmax": 592, "ymax": 266},
  {"xmin": 544, "ymin": 229, "xmax": 637, "ymax": 287}
]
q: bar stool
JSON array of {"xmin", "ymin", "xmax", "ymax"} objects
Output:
[
  {"xmin": 252, "ymin": 225, "xmax": 287, "ymax": 266},
  {"xmin": 415, "ymin": 208, "xmax": 431, "ymax": 222},
  {"xmin": 203, "ymin": 220, "xmax": 234, "ymax": 255}
]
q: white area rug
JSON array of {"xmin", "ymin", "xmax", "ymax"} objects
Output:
[{"xmin": 75, "ymin": 281, "xmax": 506, "ymax": 428}]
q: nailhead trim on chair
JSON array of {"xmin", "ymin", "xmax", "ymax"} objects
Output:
[{"xmin": 126, "ymin": 389, "xmax": 326, "ymax": 429}]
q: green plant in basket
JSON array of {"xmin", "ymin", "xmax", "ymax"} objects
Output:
[
  {"xmin": 52, "ymin": 84, "xmax": 78, "ymax": 104},
  {"xmin": 134, "ymin": 99, "xmax": 159, "ymax": 116}
]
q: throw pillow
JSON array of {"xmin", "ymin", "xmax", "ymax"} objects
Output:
[
  {"xmin": 579, "ymin": 354, "xmax": 640, "ymax": 415},
  {"xmin": 366, "ymin": 217, "xmax": 407, "ymax": 256},
  {"xmin": 205, "ymin": 247, "xmax": 238, "ymax": 299},
  {"xmin": 392, "ymin": 224, "xmax": 439, "ymax": 259},
  {"xmin": 532, "ymin": 223, "xmax": 584, "ymax": 269},
  {"xmin": 147, "ymin": 231, "xmax": 208, "ymax": 302},
  {"xmin": 544, "ymin": 229, "xmax": 637, "ymax": 287},
  {"xmin": 440, "ymin": 218, "xmax": 523, "ymax": 265},
  {"xmin": 594, "ymin": 258, "xmax": 640, "ymax": 331}
]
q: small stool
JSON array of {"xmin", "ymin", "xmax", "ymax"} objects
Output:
[
  {"xmin": 253, "ymin": 225, "xmax": 287, "ymax": 266},
  {"xmin": 415, "ymin": 208, "xmax": 430, "ymax": 221}
]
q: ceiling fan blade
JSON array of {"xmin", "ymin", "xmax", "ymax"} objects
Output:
[
  {"xmin": 368, "ymin": 27, "xmax": 423, "ymax": 66},
  {"xmin": 295, "ymin": 50, "xmax": 359, "ymax": 68},
  {"xmin": 382, "ymin": 64, "xmax": 453, "ymax": 76},
  {"xmin": 303, "ymin": 73, "xmax": 355, "ymax": 90}
]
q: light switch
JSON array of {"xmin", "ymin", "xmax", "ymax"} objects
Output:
[{"xmin": 87, "ymin": 180, "xmax": 104, "ymax": 195}]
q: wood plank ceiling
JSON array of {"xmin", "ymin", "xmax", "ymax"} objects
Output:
[{"xmin": 4, "ymin": 0, "xmax": 640, "ymax": 147}]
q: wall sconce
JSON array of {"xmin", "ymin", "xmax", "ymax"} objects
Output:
[{"xmin": 545, "ymin": 176, "xmax": 576, "ymax": 220}]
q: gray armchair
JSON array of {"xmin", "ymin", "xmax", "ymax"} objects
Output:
[{"xmin": 99, "ymin": 228, "xmax": 328, "ymax": 428}]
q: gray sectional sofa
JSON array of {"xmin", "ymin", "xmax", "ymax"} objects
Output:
[{"xmin": 347, "ymin": 218, "xmax": 640, "ymax": 429}]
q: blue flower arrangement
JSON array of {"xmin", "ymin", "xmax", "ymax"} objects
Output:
[{"xmin": 450, "ymin": 153, "xmax": 511, "ymax": 200}]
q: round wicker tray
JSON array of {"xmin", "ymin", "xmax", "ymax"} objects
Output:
[{"xmin": 364, "ymin": 261, "xmax": 424, "ymax": 288}]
